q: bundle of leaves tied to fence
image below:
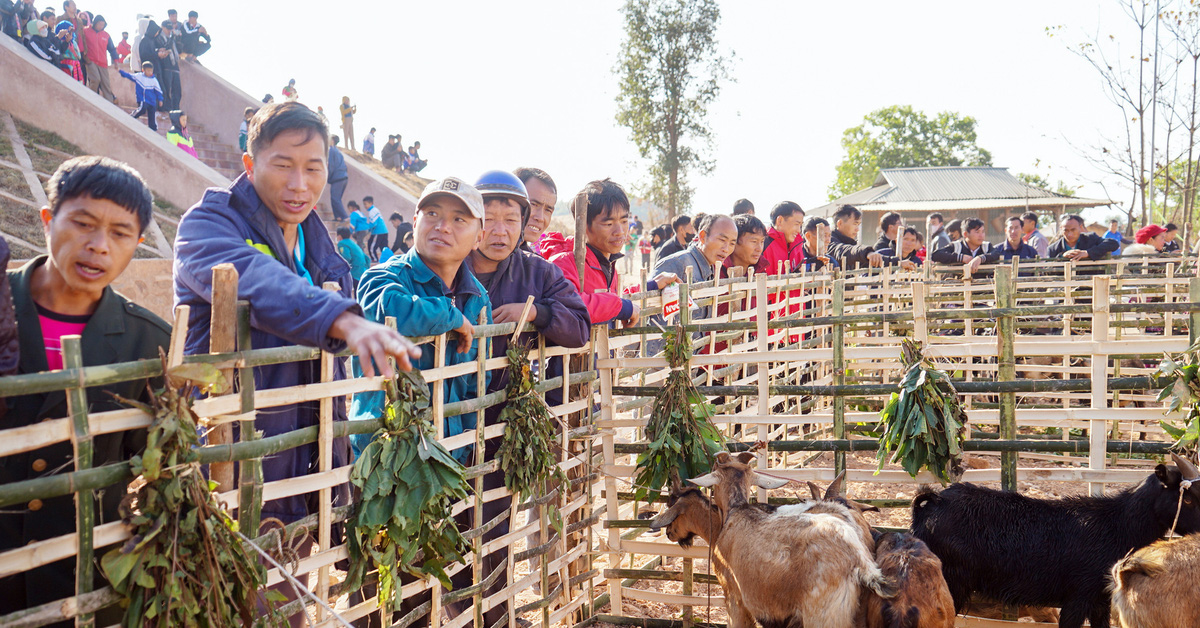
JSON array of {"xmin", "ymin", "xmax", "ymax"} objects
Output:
[
  {"xmin": 101, "ymin": 356, "xmax": 282, "ymax": 627},
  {"xmin": 345, "ymin": 369, "xmax": 471, "ymax": 616},
  {"xmin": 497, "ymin": 342, "xmax": 568, "ymax": 532},
  {"xmin": 633, "ymin": 324, "xmax": 724, "ymax": 501},
  {"xmin": 874, "ymin": 338, "xmax": 967, "ymax": 484},
  {"xmin": 1153, "ymin": 343, "xmax": 1200, "ymax": 452}
]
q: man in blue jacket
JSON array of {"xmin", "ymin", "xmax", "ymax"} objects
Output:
[
  {"xmin": 173, "ymin": 103, "xmax": 419, "ymax": 625},
  {"xmin": 350, "ymin": 176, "xmax": 491, "ymax": 462},
  {"xmin": 455, "ymin": 170, "xmax": 590, "ymax": 627}
]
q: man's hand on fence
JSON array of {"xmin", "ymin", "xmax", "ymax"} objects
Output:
[
  {"xmin": 650, "ymin": 272, "xmax": 679, "ymax": 291},
  {"xmin": 900, "ymin": 260, "xmax": 917, "ymax": 271},
  {"xmin": 329, "ymin": 312, "xmax": 421, "ymax": 377},
  {"xmin": 1064, "ymin": 249, "xmax": 1090, "ymax": 261},
  {"xmin": 624, "ymin": 306, "xmax": 641, "ymax": 327},
  {"xmin": 452, "ymin": 317, "xmax": 475, "ymax": 353},
  {"xmin": 493, "ymin": 303, "xmax": 537, "ymax": 325},
  {"xmin": 867, "ymin": 252, "xmax": 884, "ymax": 267}
]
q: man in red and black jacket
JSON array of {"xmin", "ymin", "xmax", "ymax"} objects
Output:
[{"xmin": 754, "ymin": 201, "xmax": 806, "ymax": 275}]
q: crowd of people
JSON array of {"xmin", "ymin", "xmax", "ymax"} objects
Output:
[
  {"xmin": 636, "ymin": 199, "xmax": 1184, "ymax": 284},
  {"xmin": 0, "ymin": 97, "xmax": 1194, "ymax": 627}
]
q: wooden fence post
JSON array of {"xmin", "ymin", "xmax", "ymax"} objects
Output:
[
  {"xmin": 1090, "ymin": 276, "xmax": 1111, "ymax": 497},
  {"xmin": 430, "ymin": 332, "xmax": 447, "ymax": 628},
  {"xmin": 1190, "ymin": 278, "xmax": 1200, "ymax": 347},
  {"xmin": 833, "ymin": 280, "xmax": 846, "ymax": 477},
  {"xmin": 756, "ymin": 274, "xmax": 769, "ymax": 500},
  {"xmin": 209, "ymin": 264, "xmax": 238, "ymax": 491},
  {"xmin": 62, "ymin": 336, "xmax": 94, "ymax": 628},
  {"xmin": 473, "ymin": 310, "xmax": 488, "ymax": 628},
  {"xmin": 598, "ymin": 325, "xmax": 623, "ymax": 616},
  {"xmin": 995, "ymin": 268, "xmax": 1017, "ymax": 492},
  {"xmin": 235, "ymin": 301, "xmax": 263, "ymax": 539},
  {"xmin": 316, "ymin": 283, "xmax": 339, "ymax": 621}
]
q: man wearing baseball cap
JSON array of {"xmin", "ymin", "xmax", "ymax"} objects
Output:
[{"xmin": 350, "ymin": 176, "xmax": 492, "ymax": 463}]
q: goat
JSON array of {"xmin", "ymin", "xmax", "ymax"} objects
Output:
[
  {"xmin": 910, "ymin": 453, "xmax": 1200, "ymax": 628},
  {"xmin": 1110, "ymin": 533, "xmax": 1200, "ymax": 628},
  {"xmin": 863, "ymin": 532, "xmax": 955, "ymax": 628},
  {"xmin": 653, "ymin": 452, "xmax": 894, "ymax": 628}
]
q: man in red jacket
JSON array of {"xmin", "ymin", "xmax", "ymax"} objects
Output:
[
  {"xmin": 542, "ymin": 178, "xmax": 676, "ymax": 326},
  {"xmin": 755, "ymin": 201, "xmax": 806, "ymax": 275},
  {"xmin": 81, "ymin": 14, "xmax": 118, "ymax": 103}
]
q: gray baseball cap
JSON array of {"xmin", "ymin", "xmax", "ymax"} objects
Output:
[{"xmin": 418, "ymin": 177, "xmax": 484, "ymax": 221}]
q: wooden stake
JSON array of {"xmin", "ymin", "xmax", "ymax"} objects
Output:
[
  {"xmin": 316, "ymin": 283, "xmax": 338, "ymax": 622},
  {"xmin": 995, "ymin": 268, "xmax": 1017, "ymax": 492},
  {"xmin": 209, "ymin": 264, "xmax": 238, "ymax": 491},
  {"xmin": 63, "ymin": 336, "xmax": 94, "ymax": 628}
]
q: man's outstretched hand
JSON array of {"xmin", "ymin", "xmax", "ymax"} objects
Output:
[{"xmin": 329, "ymin": 311, "xmax": 422, "ymax": 378}]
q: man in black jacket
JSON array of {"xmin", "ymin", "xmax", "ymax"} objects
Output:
[
  {"xmin": 828, "ymin": 204, "xmax": 882, "ymax": 269},
  {"xmin": 1048, "ymin": 214, "xmax": 1120, "ymax": 261},
  {"xmin": 654, "ymin": 213, "xmax": 694, "ymax": 267},
  {"xmin": 930, "ymin": 217, "xmax": 1001, "ymax": 276}
]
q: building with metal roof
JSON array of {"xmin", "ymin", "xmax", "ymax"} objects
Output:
[{"xmin": 810, "ymin": 166, "xmax": 1112, "ymax": 240}]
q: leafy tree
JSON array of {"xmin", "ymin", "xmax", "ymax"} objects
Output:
[
  {"xmin": 1016, "ymin": 172, "xmax": 1078, "ymax": 197},
  {"xmin": 829, "ymin": 105, "xmax": 993, "ymax": 199},
  {"xmin": 615, "ymin": 0, "xmax": 732, "ymax": 217}
]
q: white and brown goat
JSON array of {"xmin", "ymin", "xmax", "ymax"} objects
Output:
[{"xmin": 650, "ymin": 451, "xmax": 895, "ymax": 628}]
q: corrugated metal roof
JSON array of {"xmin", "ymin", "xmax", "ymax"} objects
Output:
[{"xmin": 810, "ymin": 166, "xmax": 1112, "ymax": 216}]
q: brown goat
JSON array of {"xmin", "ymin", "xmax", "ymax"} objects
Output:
[
  {"xmin": 1110, "ymin": 533, "xmax": 1200, "ymax": 628},
  {"xmin": 658, "ymin": 452, "xmax": 895, "ymax": 628},
  {"xmin": 863, "ymin": 532, "xmax": 955, "ymax": 628}
]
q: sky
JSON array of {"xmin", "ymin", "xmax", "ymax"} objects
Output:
[{"xmin": 83, "ymin": 1, "xmax": 1140, "ymax": 222}]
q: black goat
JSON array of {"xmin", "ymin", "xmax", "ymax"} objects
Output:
[{"xmin": 910, "ymin": 453, "xmax": 1200, "ymax": 628}]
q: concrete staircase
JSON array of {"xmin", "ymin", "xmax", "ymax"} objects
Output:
[{"xmin": 151, "ymin": 118, "xmax": 242, "ymax": 180}]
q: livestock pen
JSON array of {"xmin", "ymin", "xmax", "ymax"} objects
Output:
[{"xmin": 0, "ymin": 256, "xmax": 1197, "ymax": 628}]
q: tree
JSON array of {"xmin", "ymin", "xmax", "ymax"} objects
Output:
[
  {"xmin": 615, "ymin": 0, "xmax": 732, "ymax": 218},
  {"xmin": 1016, "ymin": 172, "xmax": 1079, "ymax": 197},
  {"xmin": 829, "ymin": 105, "xmax": 993, "ymax": 199}
]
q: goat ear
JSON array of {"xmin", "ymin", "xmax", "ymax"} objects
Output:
[
  {"xmin": 754, "ymin": 473, "xmax": 789, "ymax": 490},
  {"xmin": 714, "ymin": 452, "xmax": 731, "ymax": 466},
  {"xmin": 648, "ymin": 507, "xmax": 679, "ymax": 531},
  {"xmin": 851, "ymin": 500, "xmax": 880, "ymax": 513},
  {"xmin": 670, "ymin": 475, "xmax": 684, "ymax": 496},
  {"xmin": 689, "ymin": 473, "xmax": 719, "ymax": 488},
  {"xmin": 1156, "ymin": 464, "xmax": 1178, "ymax": 488},
  {"xmin": 806, "ymin": 481, "xmax": 823, "ymax": 501},
  {"xmin": 824, "ymin": 470, "xmax": 846, "ymax": 500},
  {"xmin": 735, "ymin": 451, "xmax": 755, "ymax": 465}
]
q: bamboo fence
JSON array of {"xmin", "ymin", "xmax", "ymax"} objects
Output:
[
  {"xmin": 0, "ymin": 268, "xmax": 604, "ymax": 628},
  {"xmin": 597, "ymin": 255, "xmax": 1200, "ymax": 628},
  {"xmin": 1, "ymin": 254, "xmax": 1198, "ymax": 628}
]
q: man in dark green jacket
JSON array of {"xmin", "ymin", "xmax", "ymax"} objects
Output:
[{"xmin": 0, "ymin": 156, "xmax": 170, "ymax": 624}]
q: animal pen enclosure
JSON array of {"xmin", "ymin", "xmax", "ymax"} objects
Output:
[{"xmin": 0, "ymin": 256, "xmax": 1197, "ymax": 628}]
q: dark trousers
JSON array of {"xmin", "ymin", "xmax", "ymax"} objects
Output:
[
  {"xmin": 160, "ymin": 68, "xmax": 181, "ymax": 110},
  {"xmin": 131, "ymin": 101, "xmax": 158, "ymax": 131},
  {"xmin": 328, "ymin": 178, "xmax": 349, "ymax": 220},
  {"xmin": 369, "ymin": 233, "xmax": 388, "ymax": 262}
]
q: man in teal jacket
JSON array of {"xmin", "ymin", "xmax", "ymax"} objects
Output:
[{"xmin": 350, "ymin": 177, "xmax": 491, "ymax": 463}]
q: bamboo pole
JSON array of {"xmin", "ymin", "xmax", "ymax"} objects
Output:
[
  {"xmin": 573, "ymin": 193, "xmax": 587, "ymax": 285},
  {"xmin": 832, "ymin": 280, "xmax": 846, "ymax": 476},
  {"xmin": 1090, "ymin": 277, "xmax": 1111, "ymax": 497},
  {"xmin": 316, "ymin": 283, "xmax": 339, "ymax": 622},
  {"xmin": 755, "ymin": 274, "xmax": 769, "ymax": 501},
  {"xmin": 209, "ymin": 264, "xmax": 238, "ymax": 491},
  {"xmin": 236, "ymin": 301, "xmax": 263, "ymax": 539},
  {"xmin": 995, "ymin": 268, "xmax": 1017, "ymax": 492},
  {"xmin": 62, "ymin": 337, "xmax": 94, "ymax": 628},
  {"xmin": 598, "ymin": 325, "xmax": 622, "ymax": 616},
  {"xmin": 473, "ymin": 309, "xmax": 487, "ymax": 628}
]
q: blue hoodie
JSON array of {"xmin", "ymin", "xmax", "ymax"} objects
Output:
[{"xmin": 174, "ymin": 173, "xmax": 358, "ymax": 523}]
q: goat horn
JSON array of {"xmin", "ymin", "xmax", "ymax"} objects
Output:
[
  {"xmin": 648, "ymin": 508, "xmax": 679, "ymax": 530},
  {"xmin": 689, "ymin": 473, "xmax": 719, "ymax": 488},
  {"xmin": 1172, "ymin": 452, "xmax": 1200, "ymax": 481}
]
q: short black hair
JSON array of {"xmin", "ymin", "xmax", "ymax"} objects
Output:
[
  {"xmin": 168, "ymin": 8, "xmax": 177, "ymax": 15},
  {"xmin": 390, "ymin": 212, "xmax": 403, "ymax": 221},
  {"xmin": 187, "ymin": 10, "xmax": 197, "ymax": 18},
  {"xmin": 770, "ymin": 201, "xmax": 803, "ymax": 225},
  {"xmin": 336, "ymin": 227, "xmax": 351, "ymax": 239},
  {"xmin": 946, "ymin": 219, "xmax": 963, "ymax": 234},
  {"xmin": 1008, "ymin": 216, "xmax": 1023, "ymax": 226},
  {"xmin": 734, "ymin": 213, "xmax": 766, "ymax": 240},
  {"xmin": 803, "ymin": 216, "xmax": 829, "ymax": 234},
  {"xmin": 577, "ymin": 178, "xmax": 630, "ymax": 226},
  {"xmin": 964, "ymin": 218, "xmax": 985, "ymax": 233},
  {"xmin": 671, "ymin": 214, "xmax": 692, "ymax": 231},
  {"xmin": 832, "ymin": 204, "xmax": 861, "ymax": 222},
  {"xmin": 514, "ymin": 167, "xmax": 557, "ymax": 195},
  {"xmin": 732, "ymin": 198, "xmax": 754, "ymax": 215},
  {"xmin": 1166, "ymin": 222, "xmax": 1179, "ymax": 232},
  {"xmin": 247, "ymin": 102, "xmax": 328, "ymax": 158},
  {"xmin": 1062, "ymin": 214, "xmax": 1085, "ymax": 226},
  {"xmin": 879, "ymin": 211, "xmax": 902, "ymax": 234},
  {"xmin": 46, "ymin": 156, "xmax": 153, "ymax": 234},
  {"xmin": 928, "ymin": 212, "xmax": 944, "ymax": 223},
  {"xmin": 902, "ymin": 226, "xmax": 922, "ymax": 240},
  {"xmin": 363, "ymin": 196, "xmax": 374, "ymax": 205},
  {"xmin": 141, "ymin": 60, "xmax": 153, "ymax": 70},
  {"xmin": 61, "ymin": 1, "xmax": 69, "ymax": 9},
  {"xmin": 330, "ymin": 135, "xmax": 339, "ymax": 145},
  {"xmin": 1021, "ymin": 211, "xmax": 1038, "ymax": 226},
  {"xmin": 347, "ymin": 200, "xmax": 360, "ymax": 209}
]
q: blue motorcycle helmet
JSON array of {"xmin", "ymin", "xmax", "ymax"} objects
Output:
[{"xmin": 475, "ymin": 170, "xmax": 531, "ymax": 218}]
